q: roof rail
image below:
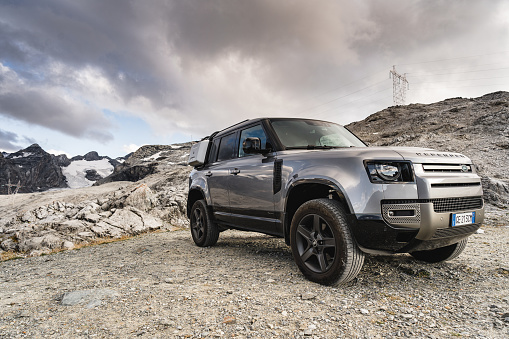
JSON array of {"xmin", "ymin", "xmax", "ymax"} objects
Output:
[{"xmin": 200, "ymin": 119, "xmax": 251, "ymax": 141}]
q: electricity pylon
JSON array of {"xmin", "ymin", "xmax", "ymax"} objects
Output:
[
  {"xmin": 6, "ymin": 179, "xmax": 21, "ymax": 195},
  {"xmin": 390, "ymin": 66, "xmax": 409, "ymax": 105}
]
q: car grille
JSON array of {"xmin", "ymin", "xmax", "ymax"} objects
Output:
[
  {"xmin": 422, "ymin": 163, "xmax": 472, "ymax": 173},
  {"xmin": 382, "ymin": 196, "xmax": 483, "ymax": 213},
  {"xmin": 431, "ymin": 197, "xmax": 483, "ymax": 213}
]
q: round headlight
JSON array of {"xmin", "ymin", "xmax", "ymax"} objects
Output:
[{"xmin": 376, "ymin": 163, "xmax": 401, "ymax": 181}]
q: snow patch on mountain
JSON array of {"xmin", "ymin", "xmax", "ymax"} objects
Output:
[
  {"xmin": 142, "ymin": 151, "xmax": 164, "ymax": 162},
  {"xmin": 8, "ymin": 152, "xmax": 34, "ymax": 159},
  {"xmin": 62, "ymin": 159, "xmax": 114, "ymax": 189}
]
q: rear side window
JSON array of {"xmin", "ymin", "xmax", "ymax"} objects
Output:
[
  {"xmin": 216, "ymin": 133, "xmax": 237, "ymax": 162},
  {"xmin": 207, "ymin": 138, "xmax": 220, "ymax": 163}
]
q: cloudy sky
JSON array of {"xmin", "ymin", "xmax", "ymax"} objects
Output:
[{"xmin": 1, "ymin": 0, "xmax": 508, "ymax": 157}]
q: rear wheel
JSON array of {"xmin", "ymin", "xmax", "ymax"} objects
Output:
[
  {"xmin": 410, "ymin": 239, "xmax": 467, "ymax": 263},
  {"xmin": 190, "ymin": 200, "xmax": 219, "ymax": 247},
  {"xmin": 290, "ymin": 199, "xmax": 365, "ymax": 285}
]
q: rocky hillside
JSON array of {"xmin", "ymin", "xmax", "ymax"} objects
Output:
[
  {"xmin": 94, "ymin": 143, "xmax": 191, "ymax": 185},
  {"xmin": 0, "ymin": 143, "xmax": 192, "ymax": 257},
  {"xmin": 347, "ymin": 91, "xmax": 509, "ymax": 208}
]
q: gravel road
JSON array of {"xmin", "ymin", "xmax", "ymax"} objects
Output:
[{"xmin": 1, "ymin": 225, "xmax": 508, "ymax": 338}]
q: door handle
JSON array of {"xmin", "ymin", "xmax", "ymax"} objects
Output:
[
  {"xmin": 230, "ymin": 168, "xmax": 240, "ymax": 175},
  {"xmin": 205, "ymin": 171, "xmax": 213, "ymax": 177}
]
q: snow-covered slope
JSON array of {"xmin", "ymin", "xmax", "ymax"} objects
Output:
[{"xmin": 62, "ymin": 159, "xmax": 114, "ymax": 188}]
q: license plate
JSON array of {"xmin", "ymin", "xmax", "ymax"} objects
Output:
[{"xmin": 451, "ymin": 212, "xmax": 475, "ymax": 226}]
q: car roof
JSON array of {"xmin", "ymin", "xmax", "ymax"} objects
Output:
[
  {"xmin": 213, "ymin": 118, "xmax": 266, "ymax": 137},
  {"xmin": 212, "ymin": 117, "xmax": 342, "ymax": 138}
]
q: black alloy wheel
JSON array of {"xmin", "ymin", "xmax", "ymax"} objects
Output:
[
  {"xmin": 190, "ymin": 200, "xmax": 219, "ymax": 247},
  {"xmin": 295, "ymin": 214, "xmax": 337, "ymax": 273},
  {"xmin": 290, "ymin": 198, "xmax": 365, "ymax": 286}
]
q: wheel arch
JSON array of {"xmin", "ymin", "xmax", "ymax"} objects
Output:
[
  {"xmin": 187, "ymin": 188, "xmax": 206, "ymax": 219},
  {"xmin": 283, "ymin": 179, "xmax": 353, "ymax": 245}
]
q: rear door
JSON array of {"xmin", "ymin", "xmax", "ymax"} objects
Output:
[{"xmin": 205, "ymin": 132, "xmax": 237, "ymax": 223}]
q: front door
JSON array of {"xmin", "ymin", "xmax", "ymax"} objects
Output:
[{"xmin": 228, "ymin": 124, "xmax": 279, "ymax": 235}]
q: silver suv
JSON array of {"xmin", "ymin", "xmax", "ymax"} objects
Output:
[{"xmin": 187, "ymin": 118, "xmax": 484, "ymax": 285}]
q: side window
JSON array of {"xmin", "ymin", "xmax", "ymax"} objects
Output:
[
  {"xmin": 238, "ymin": 124, "xmax": 270, "ymax": 157},
  {"xmin": 216, "ymin": 133, "xmax": 237, "ymax": 162},
  {"xmin": 207, "ymin": 138, "xmax": 220, "ymax": 163}
]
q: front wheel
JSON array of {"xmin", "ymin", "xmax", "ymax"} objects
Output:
[
  {"xmin": 290, "ymin": 199, "xmax": 365, "ymax": 286},
  {"xmin": 190, "ymin": 200, "xmax": 219, "ymax": 247},
  {"xmin": 410, "ymin": 239, "xmax": 467, "ymax": 263}
]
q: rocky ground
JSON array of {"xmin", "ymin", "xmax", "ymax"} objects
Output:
[{"xmin": 0, "ymin": 225, "xmax": 508, "ymax": 338}]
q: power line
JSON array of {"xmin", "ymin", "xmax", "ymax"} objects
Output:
[
  {"xmin": 297, "ymin": 69, "xmax": 388, "ymax": 104},
  {"xmin": 403, "ymin": 61, "xmax": 509, "ymax": 74},
  {"xmin": 312, "ymin": 87, "xmax": 392, "ymax": 119},
  {"xmin": 293, "ymin": 77, "xmax": 389, "ymax": 117},
  {"xmin": 412, "ymin": 74, "xmax": 509, "ymax": 84},
  {"xmin": 411, "ymin": 82, "xmax": 509, "ymax": 90},
  {"xmin": 395, "ymin": 51, "xmax": 509, "ymax": 67},
  {"xmin": 407, "ymin": 66, "xmax": 509, "ymax": 77}
]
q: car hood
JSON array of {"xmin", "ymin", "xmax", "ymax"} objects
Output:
[
  {"xmin": 381, "ymin": 147, "xmax": 471, "ymax": 164},
  {"xmin": 279, "ymin": 146, "xmax": 472, "ymax": 164}
]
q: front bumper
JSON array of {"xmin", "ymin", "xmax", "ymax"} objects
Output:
[{"xmin": 350, "ymin": 197, "xmax": 484, "ymax": 254}]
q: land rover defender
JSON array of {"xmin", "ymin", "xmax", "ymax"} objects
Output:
[{"xmin": 187, "ymin": 118, "xmax": 484, "ymax": 285}]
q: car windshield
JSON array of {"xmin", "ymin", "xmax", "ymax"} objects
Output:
[{"xmin": 270, "ymin": 119, "xmax": 366, "ymax": 149}]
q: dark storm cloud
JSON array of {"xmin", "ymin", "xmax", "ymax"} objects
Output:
[
  {"xmin": 0, "ymin": 89, "xmax": 113, "ymax": 142},
  {"xmin": 0, "ymin": 128, "xmax": 35, "ymax": 152},
  {"xmin": 0, "ymin": 128, "xmax": 19, "ymax": 151},
  {"xmin": 167, "ymin": 0, "xmax": 374, "ymax": 91},
  {"xmin": 0, "ymin": 0, "xmax": 508, "ymax": 139}
]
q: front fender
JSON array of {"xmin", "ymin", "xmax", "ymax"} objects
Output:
[
  {"xmin": 280, "ymin": 155, "xmax": 385, "ymax": 215},
  {"xmin": 285, "ymin": 176, "xmax": 354, "ymax": 214}
]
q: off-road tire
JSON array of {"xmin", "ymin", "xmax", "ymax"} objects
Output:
[
  {"xmin": 410, "ymin": 238, "xmax": 467, "ymax": 263},
  {"xmin": 290, "ymin": 198, "xmax": 365, "ymax": 286},
  {"xmin": 190, "ymin": 200, "xmax": 219, "ymax": 247}
]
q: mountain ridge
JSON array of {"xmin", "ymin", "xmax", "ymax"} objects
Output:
[{"xmin": 0, "ymin": 144, "xmax": 123, "ymax": 194}]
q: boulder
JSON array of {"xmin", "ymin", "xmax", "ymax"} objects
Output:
[
  {"xmin": 35, "ymin": 207, "xmax": 49, "ymax": 220},
  {"xmin": 18, "ymin": 236, "xmax": 44, "ymax": 252},
  {"xmin": 1, "ymin": 238, "xmax": 17, "ymax": 251},
  {"xmin": 41, "ymin": 234, "xmax": 63, "ymax": 249},
  {"xmin": 84, "ymin": 213, "xmax": 101, "ymax": 223},
  {"xmin": 91, "ymin": 222, "xmax": 123, "ymax": 238},
  {"xmin": 104, "ymin": 209, "xmax": 145, "ymax": 234},
  {"xmin": 21, "ymin": 211, "xmax": 36, "ymax": 223},
  {"xmin": 56, "ymin": 220, "xmax": 88, "ymax": 234},
  {"xmin": 125, "ymin": 184, "xmax": 157, "ymax": 211}
]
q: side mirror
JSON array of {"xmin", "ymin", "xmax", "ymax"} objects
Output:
[{"xmin": 242, "ymin": 137, "xmax": 262, "ymax": 154}]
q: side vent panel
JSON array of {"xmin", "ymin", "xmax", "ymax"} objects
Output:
[{"xmin": 273, "ymin": 159, "xmax": 283, "ymax": 194}]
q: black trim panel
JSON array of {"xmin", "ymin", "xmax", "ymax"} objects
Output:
[{"xmin": 349, "ymin": 214, "xmax": 480, "ymax": 253}]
